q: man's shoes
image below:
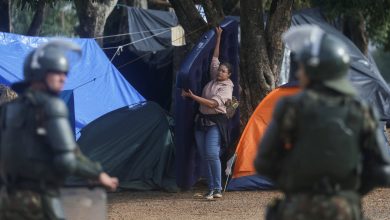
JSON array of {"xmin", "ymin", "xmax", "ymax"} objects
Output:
[{"xmin": 213, "ymin": 189, "xmax": 222, "ymax": 199}]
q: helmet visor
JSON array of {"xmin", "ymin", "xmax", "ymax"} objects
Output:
[
  {"xmin": 282, "ymin": 25, "xmax": 325, "ymax": 60},
  {"xmin": 31, "ymin": 40, "xmax": 82, "ymax": 73}
]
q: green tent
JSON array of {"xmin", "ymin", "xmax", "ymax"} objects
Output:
[{"xmin": 77, "ymin": 102, "xmax": 177, "ymax": 192}]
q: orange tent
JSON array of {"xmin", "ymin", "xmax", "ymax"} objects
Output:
[{"xmin": 227, "ymin": 86, "xmax": 300, "ymax": 190}]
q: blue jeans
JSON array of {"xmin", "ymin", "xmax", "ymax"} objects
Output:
[{"xmin": 195, "ymin": 125, "xmax": 222, "ymax": 191}]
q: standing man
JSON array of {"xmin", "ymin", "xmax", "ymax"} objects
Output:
[
  {"xmin": 255, "ymin": 25, "xmax": 390, "ymax": 220},
  {"xmin": 0, "ymin": 41, "xmax": 118, "ymax": 220}
]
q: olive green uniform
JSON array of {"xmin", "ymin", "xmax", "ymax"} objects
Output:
[
  {"xmin": 255, "ymin": 86, "xmax": 390, "ymax": 220},
  {"xmin": 255, "ymin": 25, "xmax": 390, "ymax": 220}
]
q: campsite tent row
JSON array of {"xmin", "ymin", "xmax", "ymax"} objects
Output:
[
  {"xmin": 0, "ymin": 32, "xmax": 178, "ymax": 191},
  {"xmin": 0, "ymin": 33, "xmax": 145, "ymax": 136},
  {"xmin": 0, "ymin": 7, "xmax": 389, "ymax": 192}
]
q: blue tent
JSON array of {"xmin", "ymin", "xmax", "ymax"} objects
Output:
[{"xmin": 0, "ymin": 32, "xmax": 145, "ymax": 137}]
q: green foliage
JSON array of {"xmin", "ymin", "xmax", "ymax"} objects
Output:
[
  {"xmin": 11, "ymin": 1, "xmax": 78, "ymax": 37},
  {"xmin": 293, "ymin": 0, "xmax": 312, "ymax": 9},
  {"xmin": 312, "ymin": 0, "xmax": 390, "ymax": 49},
  {"xmin": 11, "ymin": 2, "xmax": 33, "ymax": 34},
  {"xmin": 14, "ymin": 0, "xmax": 57, "ymax": 10},
  {"xmin": 40, "ymin": 2, "xmax": 78, "ymax": 37}
]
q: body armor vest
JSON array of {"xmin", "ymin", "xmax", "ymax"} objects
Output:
[
  {"xmin": 278, "ymin": 90, "xmax": 364, "ymax": 193},
  {"xmin": 0, "ymin": 91, "xmax": 62, "ymax": 184}
]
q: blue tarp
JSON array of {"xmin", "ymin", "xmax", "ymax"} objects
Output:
[
  {"xmin": 175, "ymin": 18, "xmax": 240, "ymax": 189},
  {"xmin": 0, "ymin": 32, "xmax": 145, "ymax": 137},
  {"xmin": 227, "ymin": 175, "xmax": 273, "ymax": 191}
]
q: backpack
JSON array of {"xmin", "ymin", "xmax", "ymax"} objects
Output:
[{"xmin": 225, "ymin": 96, "xmax": 239, "ymax": 119}]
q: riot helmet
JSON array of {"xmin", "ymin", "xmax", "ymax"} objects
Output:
[
  {"xmin": 23, "ymin": 40, "xmax": 81, "ymax": 82},
  {"xmin": 283, "ymin": 25, "xmax": 356, "ymax": 95}
]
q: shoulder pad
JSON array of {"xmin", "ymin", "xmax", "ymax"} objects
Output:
[
  {"xmin": 43, "ymin": 97, "xmax": 69, "ymax": 118},
  {"xmin": 273, "ymin": 96, "xmax": 294, "ymax": 121},
  {"xmin": 351, "ymin": 96, "xmax": 367, "ymax": 107},
  {"xmin": 352, "ymin": 99, "xmax": 379, "ymax": 120},
  {"xmin": 355, "ymin": 100, "xmax": 380, "ymax": 132}
]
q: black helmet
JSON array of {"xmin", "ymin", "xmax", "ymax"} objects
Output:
[
  {"xmin": 23, "ymin": 40, "xmax": 82, "ymax": 82},
  {"xmin": 283, "ymin": 25, "xmax": 356, "ymax": 95}
]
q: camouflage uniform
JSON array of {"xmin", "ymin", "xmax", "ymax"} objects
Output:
[
  {"xmin": 0, "ymin": 42, "xmax": 103, "ymax": 220},
  {"xmin": 255, "ymin": 25, "xmax": 390, "ymax": 220},
  {"xmin": 268, "ymin": 193, "xmax": 361, "ymax": 220}
]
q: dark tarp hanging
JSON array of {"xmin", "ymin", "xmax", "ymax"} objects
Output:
[
  {"xmin": 103, "ymin": 6, "xmax": 178, "ymax": 111},
  {"xmin": 127, "ymin": 7, "xmax": 178, "ymax": 52},
  {"xmin": 77, "ymin": 102, "xmax": 178, "ymax": 192},
  {"xmin": 105, "ymin": 47, "xmax": 173, "ymax": 111}
]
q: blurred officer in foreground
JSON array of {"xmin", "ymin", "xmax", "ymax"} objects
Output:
[
  {"xmin": 0, "ymin": 41, "xmax": 118, "ymax": 220},
  {"xmin": 254, "ymin": 25, "xmax": 390, "ymax": 220}
]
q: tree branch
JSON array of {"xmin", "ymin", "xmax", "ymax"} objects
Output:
[
  {"xmin": 223, "ymin": 0, "xmax": 239, "ymax": 15},
  {"xmin": 169, "ymin": 0, "xmax": 208, "ymax": 45},
  {"xmin": 199, "ymin": 0, "xmax": 224, "ymax": 27}
]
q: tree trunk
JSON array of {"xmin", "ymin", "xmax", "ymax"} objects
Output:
[
  {"xmin": 240, "ymin": 0, "xmax": 272, "ymax": 125},
  {"xmin": 223, "ymin": 0, "xmax": 240, "ymax": 15},
  {"xmin": 148, "ymin": 0, "xmax": 171, "ymax": 10},
  {"xmin": 74, "ymin": 0, "xmax": 118, "ymax": 46},
  {"xmin": 239, "ymin": 0, "xmax": 293, "ymax": 126},
  {"xmin": 199, "ymin": 0, "xmax": 224, "ymax": 27},
  {"xmin": 104, "ymin": 0, "xmax": 130, "ymax": 45},
  {"xmin": 0, "ymin": 0, "xmax": 10, "ymax": 32},
  {"xmin": 265, "ymin": 0, "xmax": 293, "ymax": 85},
  {"xmin": 169, "ymin": 0, "xmax": 208, "ymax": 46},
  {"xmin": 343, "ymin": 12, "xmax": 368, "ymax": 56},
  {"xmin": 26, "ymin": 0, "xmax": 47, "ymax": 36}
]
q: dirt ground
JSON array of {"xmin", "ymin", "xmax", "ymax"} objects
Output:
[{"xmin": 107, "ymin": 188, "xmax": 390, "ymax": 220}]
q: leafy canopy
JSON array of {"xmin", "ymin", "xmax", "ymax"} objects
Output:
[{"xmin": 313, "ymin": 0, "xmax": 390, "ymax": 49}]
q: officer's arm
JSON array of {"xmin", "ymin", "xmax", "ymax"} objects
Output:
[
  {"xmin": 254, "ymin": 99, "xmax": 289, "ymax": 181},
  {"xmin": 44, "ymin": 98, "xmax": 102, "ymax": 179},
  {"xmin": 360, "ymin": 106, "xmax": 390, "ymax": 194}
]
